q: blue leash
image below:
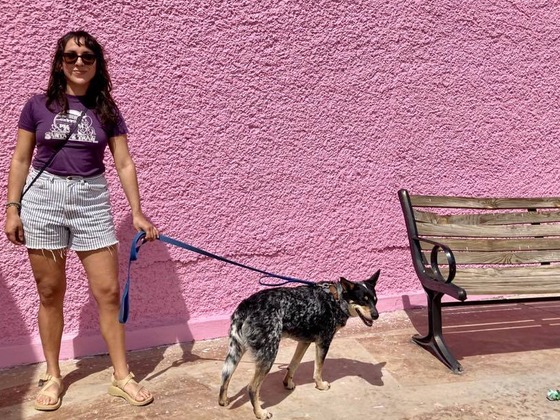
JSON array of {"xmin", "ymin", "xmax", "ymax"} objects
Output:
[{"xmin": 119, "ymin": 231, "xmax": 315, "ymax": 323}]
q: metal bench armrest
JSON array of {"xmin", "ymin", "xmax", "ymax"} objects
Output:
[{"xmin": 413, "ymin": 236, "xmax": 457, "ymax": 283}]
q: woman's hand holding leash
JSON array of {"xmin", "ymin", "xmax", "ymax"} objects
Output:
[{"xmin": 132, "ymin": 213, "xmax": 159, "ymax": 241}]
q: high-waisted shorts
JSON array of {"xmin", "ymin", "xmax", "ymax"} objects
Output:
[{"xmin": 20, "ymin": 170, "xmax": 118, "ymax": 251}]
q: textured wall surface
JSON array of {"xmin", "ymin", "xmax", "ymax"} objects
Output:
[{"xmin": 1, "ymin": 0, "xmax": 560, "ymax": 368}]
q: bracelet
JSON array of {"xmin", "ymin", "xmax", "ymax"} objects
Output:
[{"xmin": 5, "ymin": 202, "xmax": 21, "ymax": 211}]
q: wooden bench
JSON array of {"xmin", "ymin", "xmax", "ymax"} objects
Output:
[{"xmin": 398, "ymin": 189, "xmax": 560, "ymax": 373}]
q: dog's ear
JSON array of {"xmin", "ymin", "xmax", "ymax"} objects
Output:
[
  {"xmin": 365, "ymin": 270, "xmax": 380, "ymax": 288},
  {"xmin": 339, "ymin": 277, "xmax": 355, "ymax": 291}
]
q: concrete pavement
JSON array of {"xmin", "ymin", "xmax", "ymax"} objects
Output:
[{"xmin": 1, "ymin": 301, "xmax": 560, "ymax": 419}]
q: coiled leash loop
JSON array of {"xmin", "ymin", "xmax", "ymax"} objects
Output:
[{"xmin": 119, "ymin": 231, "xmax": 315, "ymax": 323}]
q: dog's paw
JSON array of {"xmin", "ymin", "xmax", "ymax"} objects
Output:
[
  {"xmin": 283, "ymin": 377, "xmax": 296, "ymax": 390},
  {"xmin": 255, "ymin": 408, "xmax": 272, "ymax": 419},
  {"xmin": 315, "ymin": 380, "xmax": 331, "ymax": 391},
  {"xmin": 218, "ymin": 394, "xmax": 229, "ymax": 406}
]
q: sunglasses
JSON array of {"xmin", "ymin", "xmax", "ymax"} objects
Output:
[{"xmin": 62, "ymin": 52, "xmax": 97, "ymax": 65}]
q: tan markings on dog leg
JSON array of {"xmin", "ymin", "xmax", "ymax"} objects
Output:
[
  {"xmin": 313, "ymin": 344, "xmax": 331, "ymax": 390},
  {"xmin": 248, "ymin": 365, "xmax": 272, "ymax": 419},
  {"xmin": 219, "ymin": 351, "xmax": 243, "ymax": 406},
  {"xmin": 283, "ymin": 341, "xmax": 311, "ymax": 390},
  {"xmin": 219, "ymin": 322, "xmax": 246, "ymax": 406},
  {"xmin": 218, "ymin": 386, "xmax": 229, "ymax": 406},
  {"xmin": 219, "ymin": 368, "xmax": 234, "ymax": 406}
]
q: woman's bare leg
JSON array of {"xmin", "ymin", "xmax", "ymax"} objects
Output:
[
  {"xmin": 28, "ymin": 249, "xmax": 67, "ymax": 406},
  {"xmin": 77, "ymin": 246, "xmax": 151, "ymax": 402}
]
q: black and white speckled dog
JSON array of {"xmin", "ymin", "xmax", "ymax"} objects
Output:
[{"xmin": 218, "ymin": 270, "xmax": 380, "ymax": 419}]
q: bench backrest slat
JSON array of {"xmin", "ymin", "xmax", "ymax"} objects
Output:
[
  {"xmin": 428, "ymin": 237, "xmax": 560, "ymax": 252},
  {"xmin": 416, "ymin": 222, "xmax": 560, "ymax": 238},
  {"xmin": 435, "ymin": 265, "xmax": 560, "ymax": 294},
  {"xmin": 425, "ymin": 250, "xmax": 560, "ymax": 264},
  {"xmin": 414, "ymin": 209, "xmax": 560, "ymax": 225},
  {"xmin": 452, "ymin": 265, "xmax": 560, "ymax": 278},
  {"xmin": 444, "ymin": 279, "xmax": 560, "ymax": 295},
  {"xmin": 410, "ymin": 195, "xmax": 560, "ymax": 209}
]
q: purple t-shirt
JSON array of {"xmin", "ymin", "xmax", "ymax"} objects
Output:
[{"xmin": 18, "ymin": 94, "xmax": 128, "ymax": 177}]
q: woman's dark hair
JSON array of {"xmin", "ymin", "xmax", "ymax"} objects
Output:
[{"xmin": 46, "ymin": 30, "xmax": 119, "ymax": 127}]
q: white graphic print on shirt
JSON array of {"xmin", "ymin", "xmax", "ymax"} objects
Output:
[{"xmin": 45, "ymin": 109, "xmax": 97, "ymax": 143}]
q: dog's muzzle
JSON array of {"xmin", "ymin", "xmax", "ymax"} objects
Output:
[{"xmin": 355, "ymin": 305, "xmax": 378, "ymax": 327}]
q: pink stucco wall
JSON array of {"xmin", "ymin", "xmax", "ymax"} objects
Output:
[{"xmin": 1, "ymin": 1, "xmax": 560, "ymax": 369}]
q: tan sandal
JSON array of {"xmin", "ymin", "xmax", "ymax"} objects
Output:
[
  {"xmin": 34, "ymin": 374, "xmax": 64, "ymax": 411},
  {"xmin": 108, "ymin": 372, "xmax": 154, "ymax": 406}
]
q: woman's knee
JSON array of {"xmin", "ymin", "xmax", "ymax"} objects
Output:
[
  {"xmin": 91, "ymin": 282, "xmax": 120, "ymax": 306},
  {"xmin": 36, "ymin": 281, "xmax": 66, "ymax": 307},
  {"xmin": 29, "ymin": 249, "xmax": 67, "ymax": 307}
]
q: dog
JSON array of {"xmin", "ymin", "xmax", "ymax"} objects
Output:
[{"xmin": 218, "ymin": 270, "xmax": 380, "ymax": 419}]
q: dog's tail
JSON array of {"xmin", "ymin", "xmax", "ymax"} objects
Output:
[{"xmin": 219, "ymin": 314, "xmax": 246, "ymax": 406}]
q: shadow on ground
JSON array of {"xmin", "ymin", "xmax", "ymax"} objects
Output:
[{"xmin": 403, "ymin": 296, "xmax": 560, "ymax": 368}]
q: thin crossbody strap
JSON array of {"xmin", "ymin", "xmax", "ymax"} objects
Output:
[{"xmin": 21, "ymin": 109, "xmax": 87, "ymax": 200}]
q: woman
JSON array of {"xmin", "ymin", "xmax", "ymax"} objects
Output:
[{"xmin": 4, "ymin": 31, "xmax": 157, "ymax": 410}]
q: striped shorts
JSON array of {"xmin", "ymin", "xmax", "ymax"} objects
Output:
[{"xmin": 20, "ymin": 170, "xmax": 118, "ymax": 251}]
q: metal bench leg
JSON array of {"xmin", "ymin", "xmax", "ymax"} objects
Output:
[{"xmin": 412, "ymin": 289, "xmax": 463, "ymax": 374}]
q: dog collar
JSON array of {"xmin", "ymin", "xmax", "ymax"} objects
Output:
[
  {"xmin": 319, "ymin": 282, "xmax": 350, "ymax": 315},
  {"xmin": 319, "ymin": 282, "xmax": 341, "ymax": 300}
]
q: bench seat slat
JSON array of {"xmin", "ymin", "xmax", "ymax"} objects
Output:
[{"xmin": 411, "ymin": 195, "xmax": 560, "ymax": 209}]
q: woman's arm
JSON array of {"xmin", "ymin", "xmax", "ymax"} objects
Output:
[
  {"xmin": 108, "ymin": 134, "xmax": 159, "ymax": 240},
  {"xmin": 4, "ymin": 129, "xmax": 36, "ymax": 245}
]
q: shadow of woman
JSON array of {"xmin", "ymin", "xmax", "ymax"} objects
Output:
[
  {"xmin": 63, "ymin": 213, "xmax": 193, "ymax": 394},
  {"xmin": 228, "ymin": 359, "xmax": 386, "ymax": 411},
  {"xmin": 0, "ymin": 265, "xmax": 38, "ymax": 418}
]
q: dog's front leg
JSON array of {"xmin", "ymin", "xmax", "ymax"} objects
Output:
[
  {"xmin": 283, "ymin": 341, "xmax": 311, "ymax": 390},
  {"xmin": 313, "ymin": 342, "xmax": 331, "ymax": 390}
]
